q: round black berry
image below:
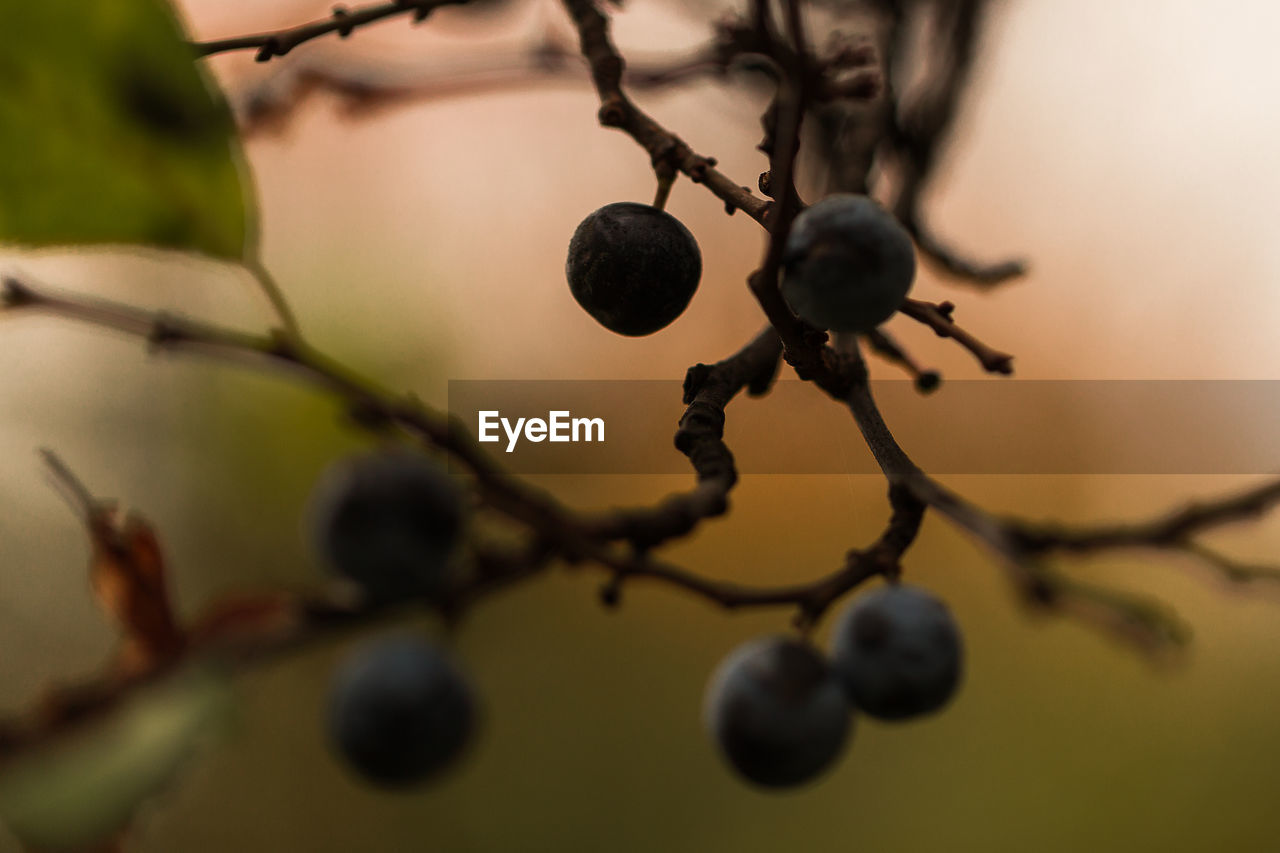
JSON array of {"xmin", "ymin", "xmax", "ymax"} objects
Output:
[
  {"xmin": 830, "ymin": 584, "xmax": 963, "ymax": 720},
  {"xmin": 704, "ymin": 636, "xmax": 852, "ymax": 788},
  {"xmin": 781, "ymin": 193, "xmax": 916, "ymax": 333},
  {"xmin": 565, "ymin": 201, "xmax": 702, "ymax": 336},
  {"xmin": 327, "ymin": 636, "xmax": 477, "ymax": 787},
  {"xmin": 308, "ymin": 449, "xmax": 464, "ymax": 604}
]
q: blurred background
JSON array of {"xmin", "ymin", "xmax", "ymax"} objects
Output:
[{"xmin": 3, "ymin": 0, "xmax": 1280, "ymax": 849}]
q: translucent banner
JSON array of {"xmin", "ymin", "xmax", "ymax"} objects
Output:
[{"xmin": 447, "ymin": 380, "xmax": 1280, "ymax": 475}]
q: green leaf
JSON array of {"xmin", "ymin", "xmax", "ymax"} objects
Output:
[
  {"xmin": 0, "ymin": 667, "xmax": 235, "ymax": 851},
  {"xmin": 0, "ymin": 0, "xmax": 253, "ymax": 259}
]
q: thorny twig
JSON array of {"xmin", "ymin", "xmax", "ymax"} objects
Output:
[
  {"xmin": 899, "ymin": 297, "xmax": 1014, "ymax": 375},
  {"xmin": 193, "ymin": 0, "xmax": 471, "ymax": 62},
  {"xmin": 581, "ymin": 327, "xmax": 782, "ymax": 548}
]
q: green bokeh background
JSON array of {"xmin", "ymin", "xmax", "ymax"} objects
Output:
[{"xmin": 3, "ymin": 0, "xmax": 1280, "ymax": 850}]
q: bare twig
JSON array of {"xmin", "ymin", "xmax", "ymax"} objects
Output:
[
  {"xmin": 560, "ymin": 0, "xmax": 772, "ymax": 224},
  {"xmin": 582, "ymin": 328, "xmax": 782, "ymax": 548},
  {"xmin": 863, "ymin": 328, "xmax": 942, "ymax": 392},
  {"xmin": 231, "ymin": 34, "xmax": 739, "ymax": 137},
  {"xmin": 811, "ymin": 0, "xmax": 1023, "ymax": 286},
  {"xmin": 831, "ymin": 338, "xmax": 1193, "ymax": 650},
  {"xmin": 884, "ymin": 0, "xmax": 1025, "ymax": 287},
  {"xmin": 1178, "ymin": 542, "xmax": 1280, "ymax": 586},
  {"xmin": 244, "ymin": 256, "xmax": 301, "ymax": 339},
  {"xmin": 904, "ymin": 219, "xmax": 1028, "ymax": 286},
  {"xmin": 38, "ymin": 447, "xmax": 102, "ymax": 520},
  {"xmin": 899, "ymin": 298, "xmax": 1013, "ymax": 374},
  {"xmin": 193, "ymin": 0, "xmax": 469, "ymax": 62},
  {"xmin": 0, "ymin": 589, "xmax": 374, "ymax": 767},
  {"xmin": 745, "ymin": 0, "xmax": 819, "ymax": 367},
  {"xmin": 1013, "ymin": 478, "xmax": 1280, "ymax": 555}
]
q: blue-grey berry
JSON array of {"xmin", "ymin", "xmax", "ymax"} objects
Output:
[
  {"xmin": 704, "ymin": 636, "xmax": 852, "ymax": 788},
  {"xmin": 328, "ymin": 636, "xmax": 476, "ymax": 787},
  {"xmin": 566, "ymin": 202, "xmax": 702, "ymax": 336},
  {"xmin": 781, "ymin": 194, "xmax": 916, "ymax": 332},
  {"xmin": 308, "ymin": 449, "xmax": 463, "ymax": 604},
  {"xmin": 830, "ymin": 584, "xmax": 963, "ymax": 720}
]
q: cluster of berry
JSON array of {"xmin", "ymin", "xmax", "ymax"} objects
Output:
[
  {"xmin": 706, "ymin": 586, "xmax": 962, "ymax": 788},
  {"xmin": 306, "ymin": 192, "xmax": 937, "ymax": 789},
  {"xmin": 309, "ymin": 451, "xmax": 476, "ymax": 787},
  {"xmin": 307, "ymin": 450, "xmax": 962, "ymax": 790}
]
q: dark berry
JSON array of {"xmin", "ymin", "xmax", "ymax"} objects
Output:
[
  {"xmin": 704, "ymin": 636, "xmax": 852, "ymax": 788},
  {"xmin": 308, "ymin": 449, "xmax": 463, "ymax": 604},
  {"xmin": 830, "ymin": 584, "xmax": 963, "ymax": 720},
  {"xmin": 565, "ymin": 202, "xmax": 702, "ymax": 336},
  {"xmin": 781, "ymin": 193, "xmax": 916, "ymax": 333},
  {"xmin": 327, "ymin": 636, "xmax": 477, "ymax": 787}
]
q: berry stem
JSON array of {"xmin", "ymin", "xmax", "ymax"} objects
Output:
[{"xmin": 652, "ymin": 164, "xmax": 675, "ymax": 210}]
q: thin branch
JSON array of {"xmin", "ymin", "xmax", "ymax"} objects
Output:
[
  {"xmin": 809, "ymin": 0, "xmax": 1022, "ymax": 285},
  {"xmin": 1013, "ymin": 478, "xmax": 1280, "ymax": 554},
  {"xmin": 863, "ymin": 328, "xmax": 942, "ymax": 392},
  {"xmin": 1178, "ymin": 542, "xmax": 1280, "ymax": 586},
  {"xmin": 38, "ymin": 447, "xmax": 102, "ymax": 520},
  {"xmin": 576, "ymin": 506, "xmax": 913, "ymax": 618},
  {"xmin": 231, "ymin": 34, "xmax": 739, "ymax": 137},
  {"xmin": 884, "ymin": 0, "xmax": 1025, "ymax": 288},
  {"xmin": 560, "ymin": 0, "xmax": 772, "ymax": 224},
  {"xmin": 746, "ymin": 0, "xmax": 814, "ymax": 354},
  {"xmin": 192, "ymin": 0, "xmax": 468, "ymax": 62},
  {"xmin": 899, "ymin": 297, "xmax": 1013, "ymax": 374},
  {"xmin": 736, "ymin": 0, "xmax": 850, "ymax": 384},
  {"xmin": 0, "ymin": 590, "xmax": 376, "ymax": 767},
  {"xmin": 831, "ymin": 339, "xmax": 1191, "ymax": 650},
  {"xmin": 581, "ymin": 327, "xmax": 782, "ymax": 548},
  {"xmin": 905, "ymin": 218, "xmax": 1028, "ymax": 286},
  {"xmin": 244, "ymin": 256, "xmax": 301, "ymax": 339}
]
